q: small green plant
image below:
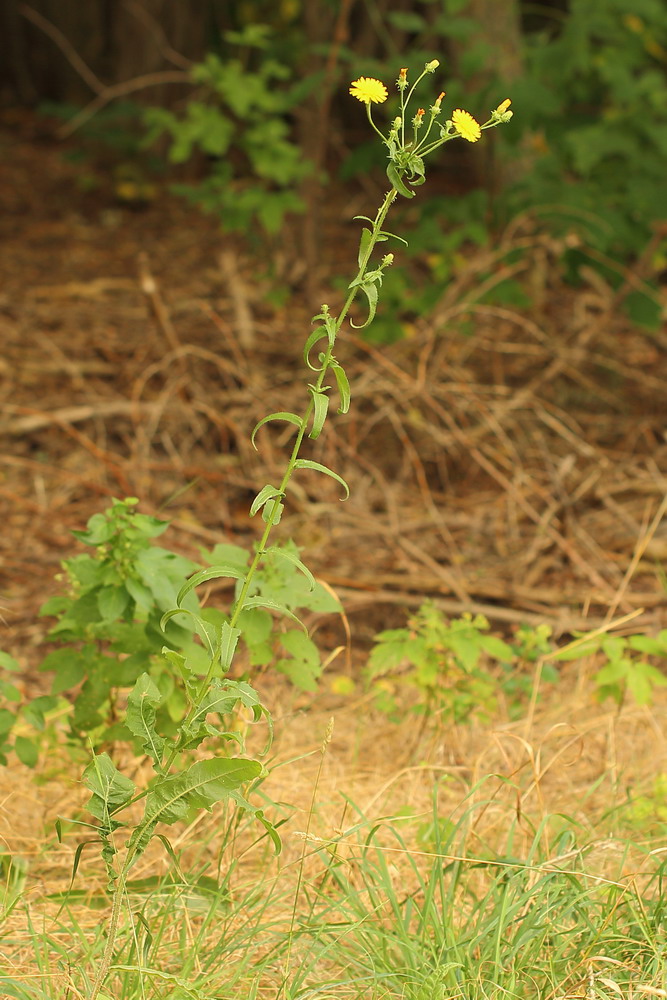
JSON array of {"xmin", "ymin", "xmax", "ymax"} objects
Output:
[
  {"xmin": 366, "ymin": 603, "xmax": 516, "ymax": 723},
  {"xmin": 0, "ymin": 501, "xmax": 341, "ymax": 766},
  {"xmin": 553, "ymin": 628, "xmax": 667, "ymax": 706},
  {"xmin": 143, "ymin": 26, "xmax": 314, "ymax": 235}
]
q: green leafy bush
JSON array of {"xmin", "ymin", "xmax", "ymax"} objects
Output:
[
  {"xmin": 0, "ymin": 499, "xmax": 341, "ymax": 766},
  {"xmin": 553, "ymin": 628, "xmax": 667, "ymax": 705},
  {"xmin": 366, "ymin": 604, "xmax": 516, "ymax": 723},
  {"xmin": 143, "ymin": 27, "xmax": 314, "ymax": 234}
]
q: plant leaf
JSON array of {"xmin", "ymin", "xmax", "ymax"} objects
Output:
[
  {"xmin": 265, "ymin": 545, "xmax": 316, "ymax": 591},
  {"xmin": 251, "ymin": 411, "xmax": 302, "ymax": 450},
  {"xmin": 126, "ymin": 674, "xmax": 165, "ymax": 765},
  {"xmin": 293, "ymin": 459, "xmax": 350, "ymax": 499},
  {"xmin": 349, "ymin": 280, "xmax": 378, "ymax": 329},
  {"xmin": 308, "ymin": 388, "xmax": 329, "ymax": 440},
  {"xmin": 238, "ymin": 595, "xmax": 306, "ymax": 631},
  {"xmin": 83, "ymin": 753, "xmax": 135, "ymax": 824},
  {"xmin": 176, "ymin": 566, "xmax": 245, "ymax": 606},
  {"xmin": 357, "ymin": 226, "xmax": 373, "ymax": 267},
  {"xmin": 387, "ymin": 161, "xmax": 416, "ymax": 198},
  {"xmin": 128, "ymin": 757, "xmax": 262, "ymax": 862},
  {"xmin": 330, "ymin": 362, "xmax": 351, "ymax": 414},
  {"xmin": 250, "ymin": 484, "xmax": 284, "ymax": 518}
]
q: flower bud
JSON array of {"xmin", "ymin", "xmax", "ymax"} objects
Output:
[
  {"xmin": 397, "ymin": 67, "xmax": 409, "ymax": 90},
  {"xmin": 382, "ymin": 253, "xmax": 394, "ymax": 266},
  {"xmin": 425, "ymin": 59, "xmax": 440, "ymax": 73},
  {"xmin": 431, "ymin": 91, "xmax": 446, "ymax": 114}
]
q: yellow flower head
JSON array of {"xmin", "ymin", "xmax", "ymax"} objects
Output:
[
  {"xmin": 349, "ymin": 77, "xmax": 388, "ymax": 105},
  {"xmin": 451, "ymin": 108, "xmax": 481, "ymax": 142}
]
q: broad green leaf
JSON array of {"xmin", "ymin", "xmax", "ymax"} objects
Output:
[
  {"xmin": 275, "ymin": 630, "xmax": 322, "ymax": 692},
  {"xmin": 293, "ymin": 459, "xmax": 350, "ymax": 499},
  {"xmin": 128, "ymin": 757, "xmax": 262, "ymax": 861},
  {"xmin": 350, "ymin": 280, "xmax": 378, "ymax": 329},
  {"xmin": 0, "ymin": 709, "xmax": 16, "ymax": 737},
  {"xmin": 478, "ymin": 635, "xmax": 515, "ymax": 663},
  {"xmin": 126, "ymin": 674, "xmax": 165, "ymax": 764},
  {"xmin": 14, "ymin": 736, "xmax": 38, "ymax": 768},
  {"xmin": 176, "ymin": 566, "xmax": 245, "ymax": 606},
  {"xmin": 308, "ymin": 388, "xmax": 330, "ymax": 440},
  {"xmin": 331, "ymin": 362, "xmax": 350, "ymax": 414},
  {"xmin": 83, "ymin": 753, "xmax": 135, "ymax": 823},
  {"xmin": 97, "ymin": 585, "xmax": 130, "ymax": 621},
  {"xmin": 551, "ymin": 639, "xmax": 601, "ymax": 661},
  {"xmin": 251, "ymin": 411, "xmax": 302, "ymax": 449},
  {"xmin": 250, "ymin": 484, "xmax": 284, "ymax": 518},
  {"xmin": 0, "ymin": 652, "xmax": 20, "ymax": 671}
]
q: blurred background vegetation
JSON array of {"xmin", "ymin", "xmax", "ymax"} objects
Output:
[{"xmin": 2, "ymin": 0, "xmax": 666, "ymax": 338}]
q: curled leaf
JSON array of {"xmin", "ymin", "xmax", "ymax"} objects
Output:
[
  {"xmin": 387, "ymin": 162, "xmax": 415, "ymax": 199},
  {"xmin": 251, "ymin": 411, "xmax": 302, "ymax": 450},
  {"xmin": 350, "ymin": 280, "xmax": 378, "ymax": 329},
  {"xmin": 293, "ymin": 459, "xmax": 350, "ymax": 500}
]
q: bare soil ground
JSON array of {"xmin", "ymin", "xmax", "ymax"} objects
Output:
[{"xmin": 2, "ymin": 114, "xmax": 667, "ymax": 985}]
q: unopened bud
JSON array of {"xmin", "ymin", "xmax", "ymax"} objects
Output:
[
  {"xmin": 432, "ymin": 91, "xmax": 446, "ymax": 113},
  {"xmin": 425, "ymin": 59, "xmax": 440, "ymax": 73},
  {"xmin": 397, "ymin": 67, "xmax": 409, "ymax": 90},
  {"xmin": 382, "ymin": 253, "xmax": 394, "ymax": 266},
  {"xmin": 496, "ymin": 98, "xmax": 511, "ymax": 114}
]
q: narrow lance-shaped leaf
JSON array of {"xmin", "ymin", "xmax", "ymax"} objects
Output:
[
  {"xmin": 251, "ymin": 411, "xmax": 302, "ymax": 450},
  {"xmin": 308, "ymin": 387, "xmax": 330, "ymax": 440},
  {"xmin": 330, "ymin": 362, "xmax": 350, "ymax": 414},
  {"xmin": 237, "ymin": 595, "xmax": 307, "ymax": 632},
  {"xmin": 219, "ymin": 622, "xmax": 241, "ymax": 673},
  {"xmin": 250, "ymin": 484, "xmax": 284, "ymax": 518},
  {"xmin": 126, "ymin": 673, "xmax": 165, "ymax": 765},
  {"xmin": 266, "ymin": 545, "xmax": 316, "ymax": 591},
  {"xmin": 176, "ymin": 566, "xmax": 245, "ymax": 606},
  {"xmin": 350, "ymin": 280, "xmax": 378, "ymax": 329},
  {"xmin": 293, "ymin": 459, "xmax": 350, "ymax": 499},
  {"xmin": 357, "ymin": 227, "xmax": 372, "ymax": 267}
]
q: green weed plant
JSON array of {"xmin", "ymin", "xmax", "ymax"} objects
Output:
[
  {"xmin": 2, "ymin": 64, "xmax": 512, "ymax": 1000},
  {"xmin": 366, "ymin": 603, "xmax": 556, "ymax": 724}
]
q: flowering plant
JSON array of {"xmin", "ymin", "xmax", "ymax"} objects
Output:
[{"xmin": 350, "ymin": 62, "xmax": 512, "ymax": 200}]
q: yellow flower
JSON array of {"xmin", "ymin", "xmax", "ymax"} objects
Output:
[
  {"xmin": 495, "ymin": 98, "xmax": 512, "ymax": 115},
  {"xmin": 349, "ymin": 77, "xmax": 388, "ymax": 104},
  {"xmin": 451, "ymin": 108, "xmax": 481, "ymax": 142}
]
